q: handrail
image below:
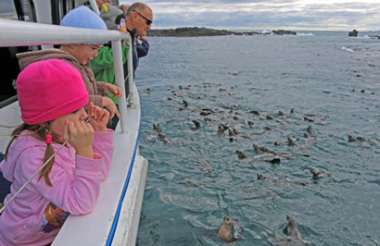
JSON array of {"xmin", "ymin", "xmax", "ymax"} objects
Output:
[
  {"xmin": 0, "ymin": 95, "xmax": 18, "ymax": 110},
  {"xmin": 89, "ymin": 0, "xmax": 100, "ymax": 15},
  {"xmin": 0, "ymin": 19, "xmax": 128, "ymax": 45},
  {"xmin": 0, "ymin": 19, "xmax": 133, "ymax": 132}
]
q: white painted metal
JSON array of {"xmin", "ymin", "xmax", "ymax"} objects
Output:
[
  {"xmin": 0, "ymin": 103, "xmax": 22, "ymax": 153},
  {"xmin": 89, "ymin": 0, "xmax": 101, "ymax": 15},
  {"xmin": 0, "ymin": 18, "xmax": 147, "ymax": 246},
  {"xmin": 113, "ymin": 155, "xmax": 148, "ymax": 246},
  {"xmin": 127, "ymin": 39, "xmax": 136, "ymax": 107},
  {"xmin": 0, "ymin": 19, "xmax": 129, "ymax": 46},
  {"xmin": 112, "ymin": 40, "xmax": 129, "ymax": 133},
  {"xmin": 32, "ymin": 0, "xmax": 52, "ymax": 24}
]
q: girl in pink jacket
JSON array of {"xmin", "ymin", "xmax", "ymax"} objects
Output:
[{"xmin": 0, "ymin": 59, "xmax": 114, "ymax": 246}]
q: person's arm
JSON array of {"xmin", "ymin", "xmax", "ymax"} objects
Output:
[
  {"xmin": 137, "ymin": 40, "xmax": 149, "ymax": 58},
  {"xmin": 96, "ymin": 81, "xmax": 106, "ymax": 96},
  {"xmin": 89, "ymin": 94, "xmax": 103, "ymax": 108},
  {"xmin": 88, "ymin": 103, "xmax": 114, "ymax": 181},
  {"xmin": 92, "ymin": 130, "xmax": 114, "ymax": 181},
  {"xmin": 20, "ymin": 146, "xmax": 103, "ymax": 215}
]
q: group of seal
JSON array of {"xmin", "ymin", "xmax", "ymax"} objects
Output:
[
  {"xmin": 149, "ymin": 83, "xmax": 344, "ymax": 244},
  {"xmin": 347, "ymin": 135, "xmax": 378, "ymax": 146}
]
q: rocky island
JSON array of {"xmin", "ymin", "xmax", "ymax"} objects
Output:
[{"xmin": 147, "ymin": 27, "xmax": 296, "ymax": 37}]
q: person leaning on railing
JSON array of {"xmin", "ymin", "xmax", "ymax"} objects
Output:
[
  {"xmin": 16, "ymin": 6, "xmax": 121, "ymax": 121},
  {"xmin": 91, "ymin": 3, "xmax": 130, "ymax": 129},
  {"xmin": 0, "ymin": 59, "xmax": 114, "ymax": 246},
  {"xmin": 117, "ymin": 3, "xmax": 150, "ymax": 70},
  {"xmin": 122, "ymin": 2, "xmax": 153, "ymax": 92}
]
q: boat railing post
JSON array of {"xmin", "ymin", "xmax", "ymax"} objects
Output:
[
  {"xmin": 112, "ymin": 39, "xmax": 128, "ymax": 133},
  {"xmin": 127, "ymin": 42, "xmax": 135, "ymax": 107},
  {"xmin": 89, "ymin": 0, "xmax": 100, "ymax": 15}
]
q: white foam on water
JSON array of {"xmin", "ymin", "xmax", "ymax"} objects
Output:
[
  {"xmin": 341, "ymin": 46, "xmax": 354, "ymax": 53},
  {"xmin": 297, "ymin": 33, "xmax": 315, "ymax": 36}
]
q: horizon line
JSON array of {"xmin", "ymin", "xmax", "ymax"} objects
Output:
[{"xmin": 149, "ymin": 26, "xmax": 380, "ymax": 32}]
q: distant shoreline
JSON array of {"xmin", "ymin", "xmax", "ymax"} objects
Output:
[{"xmin": 147, "ymin": 27, "xmax": 297, "ymax": 37}]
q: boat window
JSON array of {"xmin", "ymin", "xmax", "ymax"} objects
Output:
[
  {"xmin": 0, "ymin": 1, "xmax": 40, "ymax": 105},
  {"xmin": 0, "ymin": 0, "xmax": 18, "ymax": 20},
  {"xmin": 14, "ymin": 0, "xmax": 37, "ymax": 22}
]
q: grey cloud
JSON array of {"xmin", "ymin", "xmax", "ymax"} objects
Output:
[{"xmin": 132, "ymin": 0, "xmax": 380, "ymax": 30}]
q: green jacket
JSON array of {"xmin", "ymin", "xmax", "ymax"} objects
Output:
[{"xmin": 91, "ymin": 44, "xmax": 129, "ymax": 104}]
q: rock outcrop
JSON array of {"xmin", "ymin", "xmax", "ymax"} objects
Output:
[
  {"xmin": 348, "ymin": 29, "xmax": 358, "ymax": 37},
  {"xmin": 147, "ymin": 27, "xmax": 296, "ymax": 37}
]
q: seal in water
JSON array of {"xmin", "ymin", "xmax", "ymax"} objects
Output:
[
  {"xmin": 218, "ymin": 216, "xmax": 241, "ymax": 242},
  {"xmin": 274, "ymin": 137, "xmax": 299, "ymax": 146},
  {"xmin": 236, "ymin": 150, "xmax": 248, "ymax": 159},
  {"xmin": 228, "ymin": 127, "xmax": 238, "ymax": 136},
  {"xmin": 253, "ymin": 144, "xmax": 309, "ymax": 157},
  {"xmin": 278, "ymin": 215, "xmax": 305, "ymax": 246},
  {"xmin": 306, "ymin": 125, "xmax": 316, "ymax": 138},
  {"xmin": 217, "ymin": 124, "xmax": 226, "ymax": 136},
  {"xmin": 190, "ymin": 120, "xmax": 200, "ymax": 130},
  {"xmin": 257, "ymin": 174, "xmax": 308, "ymax": 186},
  {"xmin": 158, "ymin": 133, "xmax": 169, "ymax": 144},
  {"xmin": 304, "ymin": 166, "xmax": 340, "ymax": 182},
  {"xmin": 153, "ymin": 123, "xmax": 162, "ymax": 133},
  {"xmin": 218, "ymin": 216, "xmax": 235, "ymax": 242}
]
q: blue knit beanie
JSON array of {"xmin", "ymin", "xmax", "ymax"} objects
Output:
[{"xmin": 60, "ymin": 6, "xmax": 108, "ymax": 44}]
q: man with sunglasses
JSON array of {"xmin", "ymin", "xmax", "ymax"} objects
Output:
[
  {"xmin": 123, "ymin": 2, "xmax": 153, "ymax": 97},
  {"xmin": 118, "ymin": 3, "xmax": 150, "ymax": 65}
]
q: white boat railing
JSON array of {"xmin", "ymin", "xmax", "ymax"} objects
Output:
[{"xmin": 0, "ymin": 18, "xmax": 135, "ymax": 133}]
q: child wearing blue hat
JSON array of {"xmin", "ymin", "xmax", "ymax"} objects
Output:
[
  {"xmin": 90, "ymin": 3, "xmax": 130, "ymax": 129},
  {"xmin": 17, "ymin": 6, "xmax": 122, "ymax": 121}
]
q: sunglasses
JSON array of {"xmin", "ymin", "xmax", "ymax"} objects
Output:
[{"xmin": 133, "ymin": 10, "xmax": 152, "ymax": 25}]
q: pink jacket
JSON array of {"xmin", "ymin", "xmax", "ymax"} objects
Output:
[{"xmin": 0, "ymin": 130, "xmax": 114, "ymax": 246}]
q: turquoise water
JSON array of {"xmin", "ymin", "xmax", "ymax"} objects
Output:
[{"xmin": 136, "ymin": 32, "xmax": 380, "ymax": 245}]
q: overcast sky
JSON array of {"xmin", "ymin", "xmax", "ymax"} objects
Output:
[{"xmin": 121, "ymin": 0, "xmax": 380, "ymax": 31}]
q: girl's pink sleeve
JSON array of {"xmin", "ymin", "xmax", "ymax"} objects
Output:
[
  {"xmin": 92, "ymin": 130, "xmax": 114, "ymax": 181},
  {"xmin": 19, "ymin": 147, "xmax": 103, "ymax": 215}
]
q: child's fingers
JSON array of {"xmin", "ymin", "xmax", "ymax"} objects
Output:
[
  {"xmin": 107, "ymin": 109, "xmax": 114, "ymax": 119},
  {"xmin": 114, "ymin": 87, "xmax": 122, "ymax": 98},
  {"xmin": 90, "ymin": 104, "xmax": 102, "ymax": 120},
  {"xmin": 88, "ymin": 102, "xmax": 94, "ymax": 118},
  {"xmin": 112, "ymin": 85, "xmax": 121, "ymax": 96},
  {"xmin": 96, "ymin": 109, "xmax": 109, "ymax": 123},
  {"xmin": 115, "ymin": 108, "xmax": 120, "ymax": 119},
  {"xmin": 63, "ymin": 119, "xmax": 70, "ymax": 141}
]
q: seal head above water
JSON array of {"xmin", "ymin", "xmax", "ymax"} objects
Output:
[
  {"xmin": 218, "ymin": 216, "xmax": 235, "ymax": 242},
  {"xmin": 278, "ymin": 215, "xmax": 304, "ymax": 246}
]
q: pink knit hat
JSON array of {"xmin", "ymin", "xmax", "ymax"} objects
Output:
[{"xmin": 17, "ymin": 59, "xmax": 89, "ymax": 124}]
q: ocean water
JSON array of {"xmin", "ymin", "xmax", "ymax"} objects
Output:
[{"xmin": 135, "ymin": 31, "xmax": 380, "ymax": 245}]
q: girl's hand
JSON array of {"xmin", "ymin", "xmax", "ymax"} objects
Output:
[
  {"xmin": 102, "ymin": 97, "xmax": 120, "ymax": 119},
  {"xmin": 64, "ymin": 119, "xmax": 94, "ymax": 159},
  {"xmin": 104, "ymin": 83, "xmax": 122, "ymax": 98},
  {"xmin": 88, "ymin": 102, "xmax": 110, "ymax": 132}
]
